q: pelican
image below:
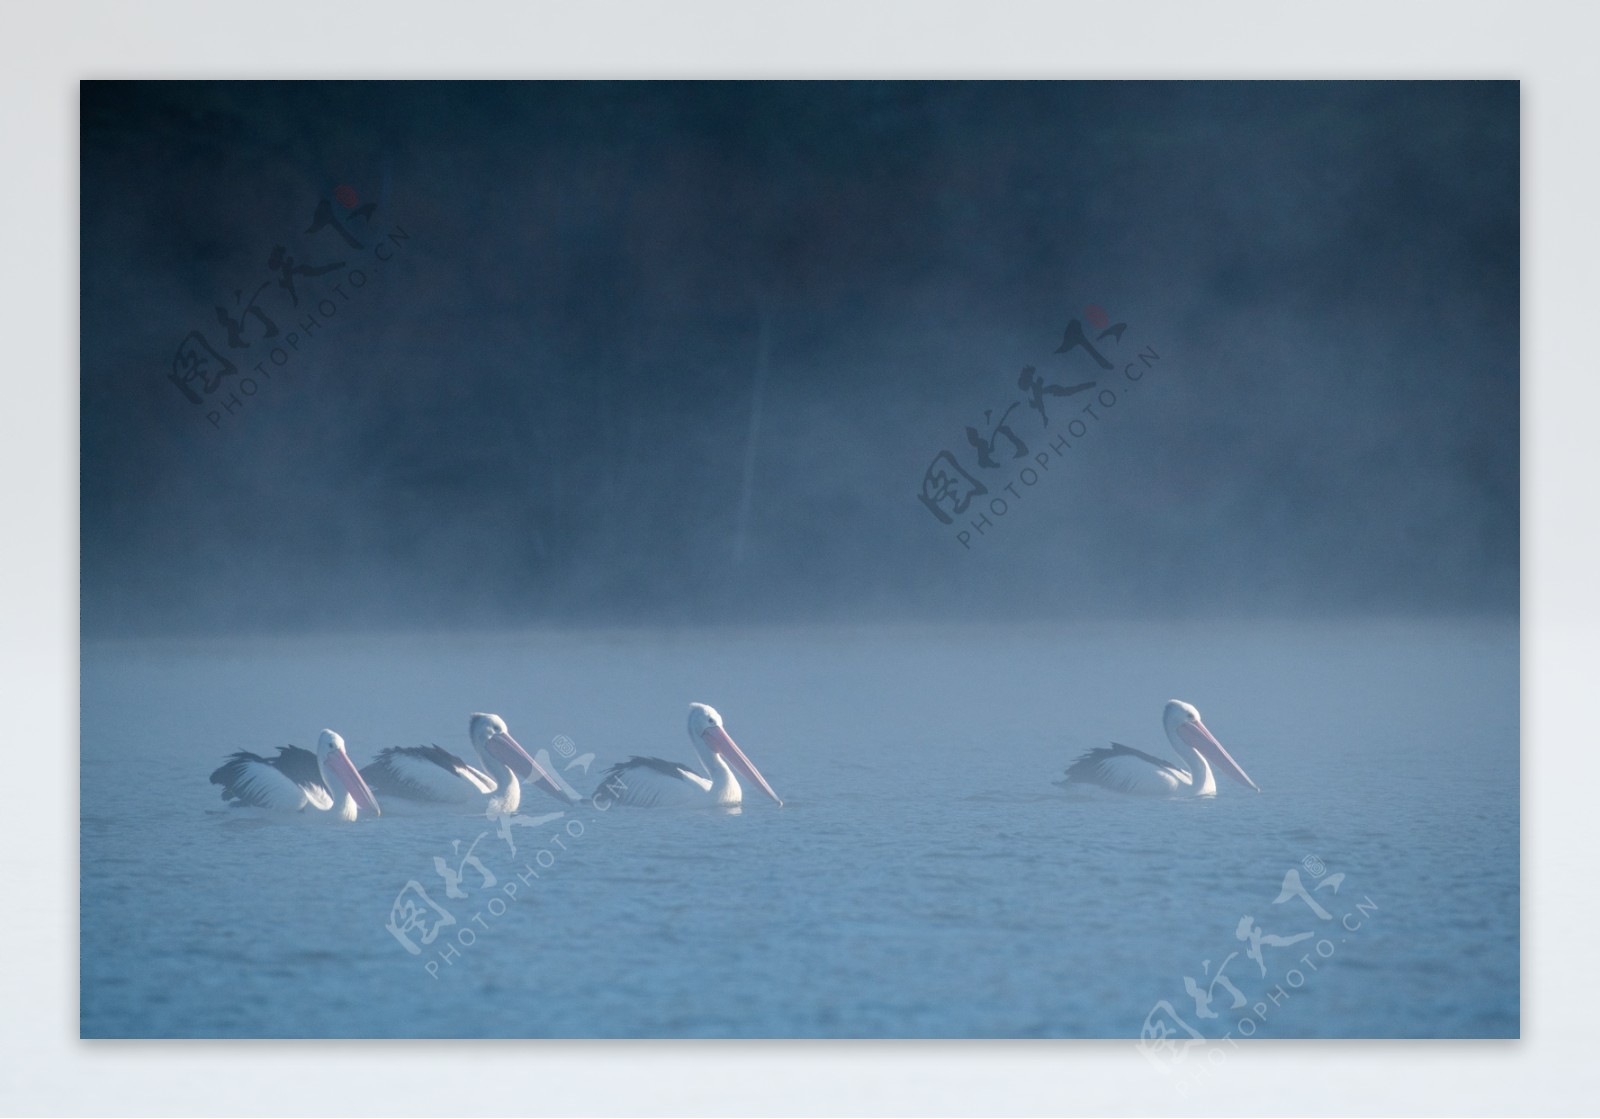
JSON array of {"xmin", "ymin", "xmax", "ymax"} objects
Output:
[
  {"xmin": 362, "ymin": 714, "xmax": 575, "ymax": 813},
  {"xmin": 1056, "ymin": 700, "xmax": 1260, "ymax": 797},
  {"xmin": 596, "ymin": 703, "xmax": 783, "ymax": 808},
  {"xmin": 209, "ymin": 729, "xmax": 382, "ymax": 821}
]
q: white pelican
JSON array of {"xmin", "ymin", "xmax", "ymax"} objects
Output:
[
  {"xmin": 597, "ymin": 703, "xmax": 783, "ymax": 808},
  {"xmin": 1056, "ymin": 700, "xmax": 1260, "ymax": 797},
  {"xmin": 209, "ymin": 729, "xmax": 382, "ymax": 821},
  {"xmin": 361, "ymin": 714, "xmax": 575, "ymax": 813}
]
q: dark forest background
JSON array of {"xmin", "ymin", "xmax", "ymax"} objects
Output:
[{"xmin": 80, "ymin": 81, "xmax": 1519, "ymax": 634}]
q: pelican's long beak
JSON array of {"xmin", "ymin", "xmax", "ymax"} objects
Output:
[
  {"xmin": 1176, "ymin": 718, "xmax": 1260, "ymax": 792},
  {"xmin": 487, "ymin": 730, "xmax": 572, "ymax": 801},
  {"xmin": 325, "ymin": 748, "xmax": 382, "ymax": 816},
  {"xmin": 702, "ymin": 724, "xmax": 783, "ymax": 806}
]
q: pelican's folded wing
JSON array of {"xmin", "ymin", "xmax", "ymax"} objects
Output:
[
  {"xmin": 361, "ymin": 744, "xmax": 497, "ymax": 801},
  {"xmin": 593, "ymin": 756, "xmax": 712, "ymax": 806},
  {"xmin": 1057, "ymin": 742, "xmax": 1187, "ymax": 795},
  {"xmin": 209, "ymin": 748, "xmax": 328, "ymax": 811}
]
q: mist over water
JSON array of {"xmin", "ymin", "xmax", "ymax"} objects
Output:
[
  {"xmin": 78, "ymin": 81, "xmax": 1519, "ymax": 1039},
  {"xmin": 80, "ymin": 81, "xmax": 1517, "ymax": 636},
  {"xmin": 81, "ymin": 618, "xmax": 1517, "ymax": 1038}
]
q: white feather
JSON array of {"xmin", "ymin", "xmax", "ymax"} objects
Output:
[
  {"xmin": 598, "ymin": 758, "xmax": 714, "ymax": 807},
  {"xmin": 223, "ymin": 757, "xmax": 330, "ymax": 811},
  {"xmin": 1057, "ymin": 743, "xmax": 1192, "ymax": 796}
]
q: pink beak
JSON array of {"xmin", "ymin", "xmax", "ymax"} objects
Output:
[
  {"xmin": 702, "ymin": 724, "xmax": 783, "ymax": 806},
  {"xmin": 323, "ymin": 748, "xmax": 382, "ymax": 816},
  {"xmin": 487, "ymin": 731, "xmax": 572, "ymax": 801},
  {"xmin": 1175, "ymin": 718, "xmax": 1260, "ymax": 792}
]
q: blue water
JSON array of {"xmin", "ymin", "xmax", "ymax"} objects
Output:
[{"xmin": 79, "ymin": 618, "xmax": 1517, "ymax": 1038}]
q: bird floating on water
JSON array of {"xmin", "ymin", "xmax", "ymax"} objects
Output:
[
  {"xmin": 210, "ymin": 729, "xmax": 383, "ymax": 821},
  {"xmin": 1056, "ymin": 700, "xmax": 1260, "ymax": 797},
  {"xmin": 361, "ymin": 713, "xmax": 577, "ymax": 813},
  {"xmin": 596, "ymin": 703, "xmax": 783, "ymax": 808}
]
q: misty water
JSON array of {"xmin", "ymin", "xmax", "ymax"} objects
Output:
[{"xmin": 80, "ymin": 617, "xmax": 1516, "ymax": 1038}]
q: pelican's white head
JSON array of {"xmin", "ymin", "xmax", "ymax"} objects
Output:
[
  {"xmin": 468, "ymin": 712, "xmax": 570, "ymax": 800},
  {"xmin": 469, "ymin": 712, "xmax": 509, "ymax": 748},
  {"xmin": 316, "ymin": 728, "xmax": 382, "ymax": 817},
  {"xmin": 1162, "ymin": 700, "xmax": 1259, "ymax": 792},
  {"xmin": 688, "ymin": 702, "xmax": 723, "ymax": 738},
  {"xmin": 687, "ymin": 702, "xmax": 783, "ymax": 806},
  {"xmin": 1163, "ymin": 700, "xmax": 1201, "ymax": 735}
]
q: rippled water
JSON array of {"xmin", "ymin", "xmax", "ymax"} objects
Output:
[{"xmin": 79, "ymin": 618, "xmax": 1517, "ymax": 1038}]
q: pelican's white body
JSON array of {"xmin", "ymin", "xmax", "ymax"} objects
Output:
[
  {"xmin": 602, "ymin": 753, "xmax": 742, "ymax": 808},
  {"xmin": 364, "ymin": 715, "xmax": 574, "ymax": 814},
  {"xmin": 1056, "ymin": 701, "xmax": 1260, "ymax": 798},
  {"xmin": 597, "ymin": 703, "xmax": 781, "ymax": 809},
  {"xmin": 209, "ymin": 730, "xmax": 381, "ymax": 821}
]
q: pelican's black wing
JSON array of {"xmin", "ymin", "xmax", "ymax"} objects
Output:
[{"xmin": 1057, "ymin": 742, "xmax": 1187, "ymax": 794}]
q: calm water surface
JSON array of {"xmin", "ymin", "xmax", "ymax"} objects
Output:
[{"xmin": 79, "ymin": 618, "xmax": 1518, "ymax": 1038}]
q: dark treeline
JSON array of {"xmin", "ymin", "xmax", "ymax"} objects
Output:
[{"xmin": 80, "ymin": 81, "xmax": 1518, "ymax": 635}]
